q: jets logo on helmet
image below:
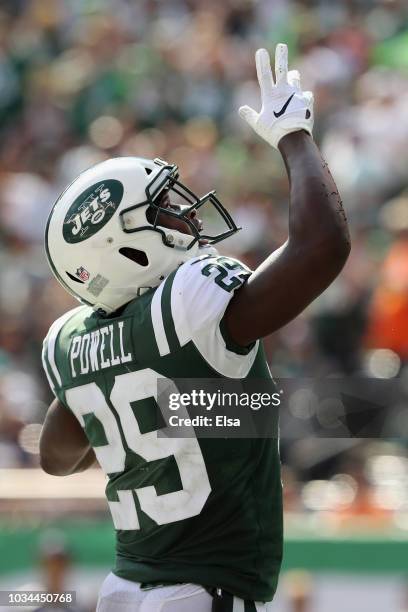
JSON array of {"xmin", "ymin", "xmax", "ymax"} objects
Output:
[
  {"xmin": 45, "ymin": 157, "xmax": 239, "ymax": 315},
  {"xmin": 63, "ymin": 180, "xmax": 124, "ymax": 243}
]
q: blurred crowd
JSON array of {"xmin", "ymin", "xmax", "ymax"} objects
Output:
[{"xmin": 0, "ymin": 0, "xmax": 407, "ymax": 501}]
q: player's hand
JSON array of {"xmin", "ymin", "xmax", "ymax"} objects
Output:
[{"xmin": 239, "ymin": 44, "xmax": 314, "ymax": 150}]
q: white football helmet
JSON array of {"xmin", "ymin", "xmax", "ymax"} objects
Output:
[{"xmin": 45, "ymin": 157, "xmax": 239, "ymax": 314}]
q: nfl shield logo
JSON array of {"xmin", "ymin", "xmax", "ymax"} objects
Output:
[{"xmin": 76, "ymin": 266, "xmax": 90, "ymax": 282}]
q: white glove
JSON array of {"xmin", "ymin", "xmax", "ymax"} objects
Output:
[{"xmin": 239, "ymin": 44, "xmax": 314, "ymax": 150}]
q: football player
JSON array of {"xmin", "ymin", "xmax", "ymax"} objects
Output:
[{"xmin": 40, "ymin": 45, "xmax": 350, "ymax": 611}]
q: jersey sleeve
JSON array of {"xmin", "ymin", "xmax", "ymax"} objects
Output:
[
  {"xmin": 41, "ymin": 306, "xmax": 83, "ymax": 401},
  {"xmin": 159, "ymin": 254, "xmax": 259, "ymax": 378}
]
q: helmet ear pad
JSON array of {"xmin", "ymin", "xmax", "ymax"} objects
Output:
[
  {"xmin": 89, "ymin": 216, "xmax": 200, "ymax": 314},
  {"xmin": 119, "ymin": 247, "xmax": 149, "ymax": 267}
]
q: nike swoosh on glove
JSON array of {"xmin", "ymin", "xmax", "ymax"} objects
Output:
[{"xmin": 239, "ymin": 44, "xmax": 314, "ymax": 150}]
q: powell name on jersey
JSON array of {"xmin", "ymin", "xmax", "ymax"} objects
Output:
[{"xmin": 42, "ymin": 255, "xmax": 283, "ymax": 602}]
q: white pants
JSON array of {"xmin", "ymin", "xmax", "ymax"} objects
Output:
[{"xmin": 96, "ymin": 572, "xmax": 273, "ymax": 611}]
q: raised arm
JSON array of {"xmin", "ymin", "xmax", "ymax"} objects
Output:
[
  {"xmin": 225, "ymin": 45, "xmax": 350, "ymax": 346},
  {"xmin": 40, "ymin": 398, "xmax": 96, "ymax": 476}
]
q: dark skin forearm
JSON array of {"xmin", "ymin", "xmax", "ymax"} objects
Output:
[
  {"xmin": 281, "ymin": 130, "xmax": 350, "ymax": 250},
  {"xmin": 225, "ymin": 130, "xmax": 351, "ymax": 346},
  {"xmin": 40, "ymin": 398, "xmax": 97, "ymax": 476}
]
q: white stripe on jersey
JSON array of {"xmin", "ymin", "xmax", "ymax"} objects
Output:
[
  {"xmin": 45, "ymin": 306, "xmax": 83, "ymax": 387},
  {"xmin": 150, "ymin": 281, "xmax": 170, "ymax": 356},
  {"xmin": 170, "ymin": 265, "xmax": 191, "ymax": 347},
  {"xmin": 41, "ymin": 340, "xmax": 55, "ymax": 392}
]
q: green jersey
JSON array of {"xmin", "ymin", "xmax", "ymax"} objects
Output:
[{"xmin": 42, "ymin": 254, "xmax": 282, "ymax": 602}]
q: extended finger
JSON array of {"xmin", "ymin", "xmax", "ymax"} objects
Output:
[
  {"xmin": 238, "ymin": 105, "xmax": 258, "ymax": 129},
  {"xmin": 303, "ymin": 91, "xmax": 314, "ymax": 104},
  {"xmin": 255, "ymin": 48, "xmax": 274, "ymax": 104},
  {"xmin": 288, "ymin": 69, "xmax": 300, "ymax": 90},
  {"xmin": 275, "ymin": 43, "xmax": 288, "ymax": 85}
]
